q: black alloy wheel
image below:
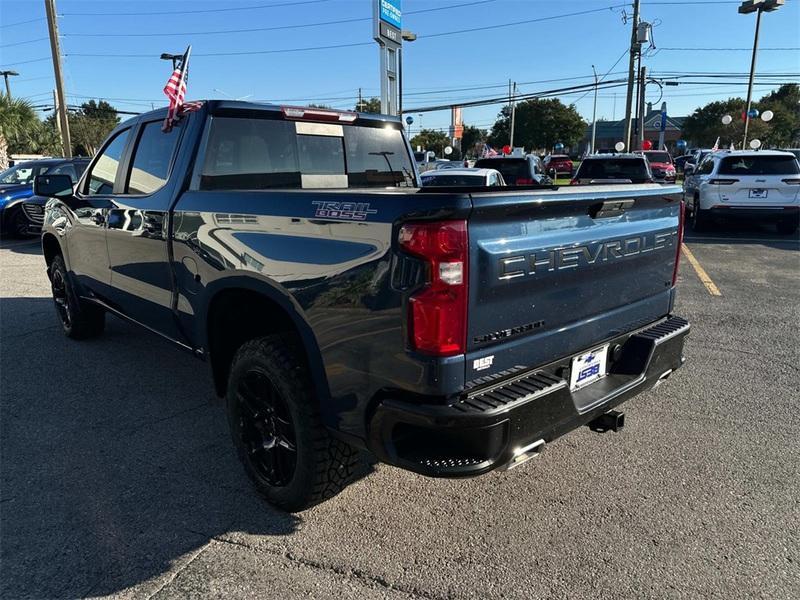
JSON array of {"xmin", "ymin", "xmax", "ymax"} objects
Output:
[
  {"xmin": 50, "ymin": 263, "xmax": 72, "ymax": 330},
  {"xmin": 235, "ymin": 368, "xmax": 297, "ymax": 487}
]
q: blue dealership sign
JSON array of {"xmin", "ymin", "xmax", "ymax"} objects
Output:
[{"xmin": 380, "ymin": 0, "xmax": 402, "ymax": 29}]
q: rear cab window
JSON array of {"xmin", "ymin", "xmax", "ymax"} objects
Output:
[
  {"xmin": 473, "ymin": 158, "xmax": 530, "ymax": 183},
  {"xmin": 577, "ymin": 158, "xmax": 651, "ymax": 182},
  {"xmin": 197, "ymin": 113, "xmax": 415, "ymax": 191}
]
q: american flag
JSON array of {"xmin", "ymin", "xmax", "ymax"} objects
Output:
[
  {"xmin": 711, "ymin": 136, "xmax": 720, "ymax": 152},
  {"xmin": 162, "ymin": 46, "xmax": 195, "ymax": 132},
  {"xmin": 481, "ymin": 144, "xmax": 499, "ymax": 158}
]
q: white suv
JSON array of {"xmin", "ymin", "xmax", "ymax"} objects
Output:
[{"xmin": 683, "ymin": 150, "xmax": 800, "ymax": 234}]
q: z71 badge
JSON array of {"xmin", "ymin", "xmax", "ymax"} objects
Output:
[{"xmin": 312, "ymin": 201, "xmax": 377, "ymax": 221}]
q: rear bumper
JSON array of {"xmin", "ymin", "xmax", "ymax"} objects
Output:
[
  {"xmin": 707, "ymin": 206, "xmax": 799, "ymax": 222},
  {"xmin": 367, "ymin": 315, "xmax": 689, "ymax": 477}
]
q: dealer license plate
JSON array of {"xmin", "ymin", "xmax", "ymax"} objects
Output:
[
  {"xmin": 569, "ymin": 345, "xmax": 609, "ymax": 391},
  {"xmin": 749, "ymin": 189, "xmax": 768, "ymax": 198}
]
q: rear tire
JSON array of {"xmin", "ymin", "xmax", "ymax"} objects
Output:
[
  {"xmin": 226, "ymin": 335, "xmax": 358, "ymax": 511},
  {"xmin": 776, "ymin": 220, "xmax": 798, "ymax": 235},
  {"xmin": 690, "ymin": 196, "xmax": 710, "ymax": 232},
  {"xmin": 7, "ymin": 206, "xmax": 31, "ymax": 238},
  {"xmin": 49, "ymin": 254, "xmax": 105, "ymax": 339}
]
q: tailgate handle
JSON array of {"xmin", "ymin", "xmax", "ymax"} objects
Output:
[{"xmin": 589, "ymin": 199, "xmax": 635, "ymax": 219}]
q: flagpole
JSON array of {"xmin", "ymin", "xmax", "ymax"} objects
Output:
[{"xmin": 179, "ymin": 45, "xmax": 192, "ymax": 93}]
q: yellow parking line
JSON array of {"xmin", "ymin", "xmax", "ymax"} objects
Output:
[{"xmin": 681, "ymin": 243, "xmax": 721, "ymax": 296}]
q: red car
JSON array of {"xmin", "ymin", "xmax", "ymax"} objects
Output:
[
  {"xmin": 543, "ymin": 154, "xmax": 574, "ymax": 177},
  {"xmin": 636, "ymin": 150, "xmax": 677, "ymax": 183}
]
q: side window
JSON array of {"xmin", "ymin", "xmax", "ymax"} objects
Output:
[
  {"xmin": 126, "ymin": 121, "xmax": 181, "ymax": 194},
  {"xmin": 85, "ymin": 129, "xmax": 131, "ymax": 195},
  {"xmin": 699, "ymin": 158, "xmax": 715, "ymax": 175}
]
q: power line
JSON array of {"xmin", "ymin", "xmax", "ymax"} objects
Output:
[
  {"xmin": 658, "ymin": 47, "xmax": 800, "ymax": 51},
  {"xmin": 60, "ymin": 0, "xmax": 334, "ymax": 17},
  {"xmin": 0, "ymin": 17, "xmax": 46, "ymax": 29},
  {"xmin": 0, "ymin": 57, "xmax": 52, "ymax": 67},
  {"xmin": 63, "ymin": 3, "xmax": 629, "ymax": 58},
  {"xmin": 0, "ymin": 38, "xmax": 50, "ymax": 49}
]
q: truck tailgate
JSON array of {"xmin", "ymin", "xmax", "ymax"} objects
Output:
[{"xmin": 466, "ymin": 184, "xmax": 682, "ymax": 381}]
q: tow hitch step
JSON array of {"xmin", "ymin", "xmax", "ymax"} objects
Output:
[{"xmin": 587, "ymin": 410, "xmax": 625, "ymax": 433}]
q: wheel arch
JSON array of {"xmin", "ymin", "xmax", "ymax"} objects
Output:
[
  {"xmin": 41, "ymin": 232, "xmax": 63, "ymax": 268},
  {"xmin": 199, "ymin": 276, "xmax": 330, "ymax": 404}
]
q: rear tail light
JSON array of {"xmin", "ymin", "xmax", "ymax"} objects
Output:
[
  {"xmin": 398, "ymin": 220, "xmax": 468, "ymax": 356},
  {"xmin": 707, "ymin": 178, "xmax": 739, "ymax": 185},
  {"xmin": 281, "ymin": 106, "xmax": 358, "ymax": 122},
  {"xmin": 781, "ymin": 178, "xmax": 800, "ymax": 185},
  {"xmin": 672, "ymin": 200, "xmax": 685, "ymax": 287},
  {"xmin": 516, "ymin": 178, "xmax": 534, "ymax": 185},
  {"xmin": 570, "ymin": 179, "xmax": 580, "ymax": 185}
]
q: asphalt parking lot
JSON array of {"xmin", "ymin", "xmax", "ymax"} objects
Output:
[{"xmin": 1, "ymin": 225, "xmax": 798, "ymax": 600}]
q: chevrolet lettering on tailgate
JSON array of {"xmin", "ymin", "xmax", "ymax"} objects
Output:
[{"xmin": 499, "ymin": 230, "xmax": 678, "ymax": 280}]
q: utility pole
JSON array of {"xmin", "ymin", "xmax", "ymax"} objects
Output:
[
  {"xmin": 637, "ymin": 65, "xmax": 647, "ymax": 150},
  {"xmin": 1, "ymin": 71, "xmax": 19, "ymax": 98},
  {"xmin": 357, "ymin": 87, "xmax": 363, "ymax": 111},
  {"xmin": 622, "ymin": 0, "xmax": 641, "ymax": 152},
  {"xmin": 590, "ymin": 65, "xmax": 598, "ymax": 155},
  {"xmin": 52, "ymin": 89, "xmax": 63, "ymax": 153},
  {"xmin": 45, "ymin": 0, "xmax": 71, "ymax": 157},
  {"xmin": 509, "ymin": 82, "xmax": 517, "ymax": 150}
]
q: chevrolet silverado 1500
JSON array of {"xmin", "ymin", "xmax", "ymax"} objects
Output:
[{"xmin": 35, "ymin": 101, "xmax": 689, "ymax": 511}]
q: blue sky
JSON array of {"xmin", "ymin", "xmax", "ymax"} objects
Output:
[{"xmin": 1, "ymin": 0, "xmax": 798, "ymax": 134}]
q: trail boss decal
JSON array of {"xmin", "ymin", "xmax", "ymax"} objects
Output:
[{"xmin": 312, "ymin": 201, "xmax": 377, "ymax": 221}]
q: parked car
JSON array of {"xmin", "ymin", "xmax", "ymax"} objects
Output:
[
  {"xmin": 0, "ymin": 158, "xmax": 89, "ymax": 236},
  {"xmin": 571, "ymin": 154, "xmax": 654, "ymax": 184},
  {"xmin": 35, "ymin": 101, "xmax": 689, "ymax": 511},
  {"xmin": 683, "ymin": 149, "xmax": 800, "ymax": 234},
  {"xmin": 543, "ymin": 154, "xmax": 574, "ymax": 177},
  {"xmin": 635, "ymin": 150, "xmax": 676, "ymax": 183},
  {"xmin": 420, "ymin": 168, "xmax": 505, "ymax": 187},
  {"xmin": 472, "ymin": 155, "xmax": 552, "ymax": 186}
]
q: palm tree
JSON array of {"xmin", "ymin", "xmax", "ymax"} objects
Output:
[{"xmin": 0, "ymin": 96, "xmax": 40, "ymax": 169}]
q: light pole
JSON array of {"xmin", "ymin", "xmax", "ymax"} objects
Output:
[
  {"xmin": 590, "ymin": 65, "xmax": 598, "ymax": 155},
  {"xmin": 398, "ymin": 30, "xmax": 416, "ymax": 117},
  {"xmin": 739, "ymin": 0, "xmax": 784, "ymax": 149},
  {"xmin": 0, "ymin": 70, "xmax": 19, "ymax": 98}
]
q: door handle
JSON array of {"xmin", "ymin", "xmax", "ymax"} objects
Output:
[{"xmin": 92, "ymin": 212, "xmax": 105, "ymax": 225}]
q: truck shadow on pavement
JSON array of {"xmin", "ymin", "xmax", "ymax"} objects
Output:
[
  {"xmin": 683, "ymin": 221, "xmax": 800, "ymax": 250},
  {"xmin": 0, "ymin": 296, "xmax": 372, "ymax": 598}
]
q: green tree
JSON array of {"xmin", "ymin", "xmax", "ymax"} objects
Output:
[
  {"xmin": 409, "ymin": 129, "xmax": 450, "ymax": 157},
  {"xmin": 0, "ymin": 96, "xmax": 41, "ymax": 168},
  {"xmin": 355, "ymin": 97, "xmax": 381, "ymax": 113},
  {"xmin": 488, "ymin": 98, "xmax": 586, "ymax": 152},
  {"xmin": 756, "ymin": 84, "xmax": 800, "ymax": 147},
  {"xmin": 68, "ymin": 100, "xmax": 120, "ymax": 156},
  {"xmin": 460, "ymin": 124, "xmax": 488, "ymax": 158},
  {"xmin": 682, "ymin": 97, "xmax": 767, "ymax": 149}
]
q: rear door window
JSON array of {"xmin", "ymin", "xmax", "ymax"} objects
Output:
[
  {"xmin": 85, "ymin": 128, "xmax": 131, "ymax": 195},
  {"xmin": 718, "ymin": 155, "xmax": 800, "ymax": 175},
  {"xmin": 473, "ymin": 159, "xmax": 529, "ymax": 183}
]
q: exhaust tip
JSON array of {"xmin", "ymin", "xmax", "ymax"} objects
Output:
[{"xmin": 501, "ymin": 439, "xmax": 545, "ymax": 470}]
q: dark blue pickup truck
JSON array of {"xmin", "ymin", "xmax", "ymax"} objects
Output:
[{"xmin": 35, "ymin": 101, "xmax": 689, "ymax": 511}]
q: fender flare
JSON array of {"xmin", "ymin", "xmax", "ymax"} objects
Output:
[{"xmin": 198, "ymin": 273, "xmax": 331, "ymax": 402}]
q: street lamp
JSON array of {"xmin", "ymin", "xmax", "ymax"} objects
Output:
[
  {"xmin": 398, "ymin": 30, "xmax": 417, "ymax": 117},
  {"xmin": 160, "ymin": 53, "xmax": 183, "ymax": 70},
  {"xmin": 590, "ymin": 65, "xmax": 598, "ymax": 155},
  {"xmin": 738, "ymin": 0, "xmax": 784, "ymax": 148},
  {"xmin": 0, "ymin": 70, "xmax": 19, "ymax": 98}
]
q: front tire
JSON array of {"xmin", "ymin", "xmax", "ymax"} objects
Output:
[
  {"xmin": 49, "ymin": 254, "xmax": 105, "ymax": 339},
  {"xmin": 226, "ymin": 336, "xmax": 358, "ymax": 511}
]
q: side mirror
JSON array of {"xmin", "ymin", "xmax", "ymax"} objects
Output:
[{"xmin": 34, "ymin": 174, "xmax": 74, "ymax": 198}]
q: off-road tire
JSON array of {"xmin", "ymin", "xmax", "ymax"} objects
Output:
[
  {"xmin": 49, "ymin": 254, "xmax": 105, "ymax": 339},
  {"xmin": 226, "ymin": 335, "xmax": 359, "ymax": 511}
]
